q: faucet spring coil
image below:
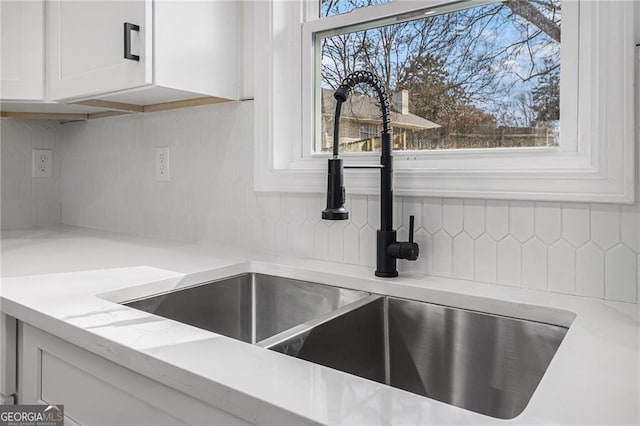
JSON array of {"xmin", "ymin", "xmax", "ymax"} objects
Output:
[{"xmin": 335, "ymin": 70, "xmax": 391, "ymax": 134}]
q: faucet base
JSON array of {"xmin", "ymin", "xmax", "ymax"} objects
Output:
[
  {"xmin": 375, "ymin": 270, "xmax": 399, "ymax": 278},
  {"xmin": 375, "ymin": 230, "xmax": 398, "ymax": 278}
]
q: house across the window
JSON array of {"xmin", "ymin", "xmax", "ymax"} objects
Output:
[
  {"xmin": 320, "ymin": 88, "xmax": 558, "ymax": 153},
  {"xmin": 322, "ymin": 89, "xmax": 439, "ymax": 152}
]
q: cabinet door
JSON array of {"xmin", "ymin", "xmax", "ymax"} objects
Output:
[
  {"xmin": 18, "ymin": 323, "xmax": 250, "ymax": 425},
  {"xmin": 0, "ymin": 0, "xmax": 44, "ymax": 100},
  {"xmin": 47, "ymin": 0, "xmax": 152, "ymax": 101},
  {"xmin": 0, "ymin": 315, "xmax": 17, "ymax": 402}
]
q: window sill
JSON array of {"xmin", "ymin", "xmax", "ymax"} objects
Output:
[{"xmin": 254, "ymin": 162, "xmax": 632, "ymax": 203}]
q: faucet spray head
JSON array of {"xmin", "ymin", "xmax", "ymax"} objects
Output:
[
  {"xmin": 322, "ymin": 158, "xmax": 349, "ymax": 220},
  {"xmin": 334, "ymin": 86, "xmax": 350, "ymax": 102}
]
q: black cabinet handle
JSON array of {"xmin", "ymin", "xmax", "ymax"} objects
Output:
[{"xmin": 124, "ymin": 22, "xmax": 140, "ymax": 61}]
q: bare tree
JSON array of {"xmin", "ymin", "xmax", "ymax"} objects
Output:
[
  {"xmin": 321, "ymin": 0, "xmax": 562, "ymax": 127},
  {"xmin": 504, "ymin": 0, "xmax": 561, "ymax": 42}
]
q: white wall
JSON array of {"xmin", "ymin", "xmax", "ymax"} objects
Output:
[
  {"xmin": 57, "ymin": 101, "xmax": 639, "ymax": 304},
  {"xmin": 59, "ymin": 102, "xmax": 253, "ymax": 243},
  {"xmin": 0, "ymin": 119, "xmax": 61, "ymax": 230}
]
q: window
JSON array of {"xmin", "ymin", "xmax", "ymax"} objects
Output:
[
  {"xmin": 253, "ymin": 1, "xmax": 635, "ymax": 202},
  {"xmin": 359, "ymin": 124, "xmax": 378, "ymax": 141},
  {"xmin": 317, "ymin": 0, "xmax": 562, "ymax": 153}
]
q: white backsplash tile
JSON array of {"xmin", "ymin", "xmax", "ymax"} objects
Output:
[
  {"xmin": 509, "ymin": 201, "xmax": 534, "ymax": 243},
  {"xmin": 306, "ymin": 194, "xmax": 324, "ymax": 226},
  {"xmin": 422, "ymin": 198, "xmax": 442, "ymax": 234},
  {"xmin": 591, "ymin": 204, "xmax": 621, "ymax": 250},
  {"xmin": 432, "ymin": 230, "xmax": 453, "ymax": 277},
  {"xmin": 463, "ymin": 200, "xmax": 485, "ymax": 239},
  {"xmin": 405, "ymin": 228, "xmax": 430, "ymax": 275},
  {"xmin": 1, "ymin": 120, "xmax": 61, "ymax": 230},
  {"xmin": 605, "ymin": 244, "xmax": 637, "ymax": 303},
  {"xmin": 637, "ymin": 255, "xmax": 640, "ymax": 304},
  {"xmin": 327, "ymin": 221, "xmax": 345, "ymax": 263},
  {"xmin": 548, "ymin": 240, "xmax": 576, "ymax": 295},
  {"xmin": 287, "ymin": 221, "xmax": 310, "ymax": 258},
  {"xmin": 620, "ymin": 204, "xmax": 640, "ymax": 252},
  {"xmin": 366, "ymin": 195, "xmax": 380, "ymax": 227},
  {"xmin": 485, "ymin": 200, "xmax": 509, "ymax": 241},
  {"xmin": 2, "ymin": 101, "xmax": 632, "ymax": 304},
  {"xmin": 497, "ymin": 236, "xmax": 521, "ymax": 287},
  {"xmin": 535, "ymin": 202, "xmax": 562, "ymax": 245},
  {"xmin": 474, "ymin": 234, "xmax": 497, "ymax": 284},
  {"xmin": 358, "ymin": 225, "xmax": 376, "ymax": 268},
  {"xmin": 443, "ymin": 199, "xmax": 464, "ymax": 237},
  {"xmin": 576, "ymin": 243, "xmax": 605, "ymax": 298},
  {"xmin": 393, "ymin": 197, "xmax": 402, "ymax": 229},
  {"xmin": 396, "ymin": 225, "xmax": 409, "ymax": 243},
  {"xmin": 402, "ymin": 198, "xmax": 422, "ymax": 230},
  {"xmin": 522, "ymin": 238, "xmax": 547, "ymax": 291},
  {"xmin": 343, "ymin": 223, "xmax": 360, "ymax": 265},
  {"xmin": 274, "ymin": 218, "xmax": 288, "ymax": 254},
  {"xmin": 562, "ymin": 203, "xmax": 590, "ymax": 247},
  {"xmin": 313, "ymin": 220, "xmax": 330, "ymax": 260},
  {"xmin": 452, "ymin": 232, "xmax": 474, "ymax": 280},
  {"xmin": 349, "ymin": 195, "xmax": 367, "ymax": 228}
]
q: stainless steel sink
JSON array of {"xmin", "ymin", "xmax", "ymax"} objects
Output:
[
  {"xmin": 123, "ymin": 273, "xmax": 368, "ymax": 343},
  {"xmin": 122, "ymin": 272, "xmax": 568, "ymax": 419},
  {"xmin": 266, "ymin": 296, "xmax": 568, "ymax": 419}
]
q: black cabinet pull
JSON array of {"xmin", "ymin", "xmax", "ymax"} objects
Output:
[{"xmin": 124, "ymin": 22, "xmax": 140, "ymax": 61}]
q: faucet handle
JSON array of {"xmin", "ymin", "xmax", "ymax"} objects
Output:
[
  {"xmin": 409, "ymin": 215, "xmax": 415, "ymax": 243},
  {"xmin": 387, "ymin": 215, "xmax": 419, "ymax": 261},
  {"xmin": 403, "ymin": 215, "xmax": 419, "ymax": 261}
]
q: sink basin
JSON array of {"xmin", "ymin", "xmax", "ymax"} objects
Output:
[
  {"xmin": 121, "ymin": 271, "xmax": 568, "ymax": 419},
  {"xmin": 123, "ymin": 273, "xmax": 368, "ymax": 344},
  {"xmin": 266, "ymin": 296, "xmax": 568, "ymax": 419}
]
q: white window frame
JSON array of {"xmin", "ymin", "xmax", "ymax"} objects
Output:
[{"xmin": 253, "ymin": 0, "xmax": 636, "ymax": 203}]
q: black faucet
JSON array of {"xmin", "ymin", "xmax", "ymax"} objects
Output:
[{"xmin": 322, "ymin": 71, "xmax": 419, "ymax": 277}]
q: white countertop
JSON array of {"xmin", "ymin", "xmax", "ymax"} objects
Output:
[{"xmin": 1, "ymin": 226, "xmax": 639, "ymax": 425}]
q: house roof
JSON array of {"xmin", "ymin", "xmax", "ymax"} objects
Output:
[{"xmin": 321, "ymin": 88, "xmax": 440, "ymax": 130}]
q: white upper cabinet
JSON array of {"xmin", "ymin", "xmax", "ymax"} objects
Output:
[
  {"xmin": 47, "ymin": 0, "xmax": 150, "ymax": 101},
  {"xmin": 151, "ymin": 0, "xmax": 240, "ymax": 102},
  {"xmin": 0, "ymin": 0, "xmax": 45, "ymax": 101},
  {"xmin": 46, "ymin": 0, "xmax": 239, "ymax": 105}
]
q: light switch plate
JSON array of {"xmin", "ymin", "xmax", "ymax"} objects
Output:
[
  {"xmin": 156, "ymin": 147, "xmax": 170, "ymax": 182},
  {"xmin": 32, "ymin": 149, "xmax": 52, "ymax": 178}
]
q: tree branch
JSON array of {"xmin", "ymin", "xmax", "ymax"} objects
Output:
[{"xmin": 504, "ymin": 0, "xmax": 561, "ymax": 43}]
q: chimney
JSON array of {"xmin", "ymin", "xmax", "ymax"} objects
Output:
[{"xmin": 393, "ymin": 89, "xmax": 409, "ymax": 115}]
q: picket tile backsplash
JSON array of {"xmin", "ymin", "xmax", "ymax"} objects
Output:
[
  {"xmin": 1, "ymin": 120, "xmax": 61, "ymax": 230},
  {"xmin": 2, "ymin": 101, "xmax": 635, "ymax": 304}
]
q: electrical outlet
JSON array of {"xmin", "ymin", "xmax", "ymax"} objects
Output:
[
  {"xmin": 32, "ymin": 149, "xmax": 52, "ymax": 178},
  {"xmin": 155, "ymin": 147, "xmax": 170, "ymax": 182}
]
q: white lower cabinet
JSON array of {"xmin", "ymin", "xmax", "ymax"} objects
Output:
[
  {"xmin": 1, "ymin": 315, "xmax": 17, "ymax": 404},
  {"xmin": 18, "ymin": 323, "xmax": 251, "ymax": 425}
]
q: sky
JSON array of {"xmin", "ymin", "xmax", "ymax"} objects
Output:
[{"xmin": 320, "ymin": 0, "xmax": 561, "ymax": 127}]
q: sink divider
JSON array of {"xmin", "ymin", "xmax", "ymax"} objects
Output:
[
  {"xmin": 251, "ymin": 274, "xmax": 257, "ymax": 344},
  {"xmin": 255, "ymin": 295, "xmax": 382, "ymax": 349},
  {"xmin": 383, "ymin": 297, "xmax": 391, "ymax": 386}
]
